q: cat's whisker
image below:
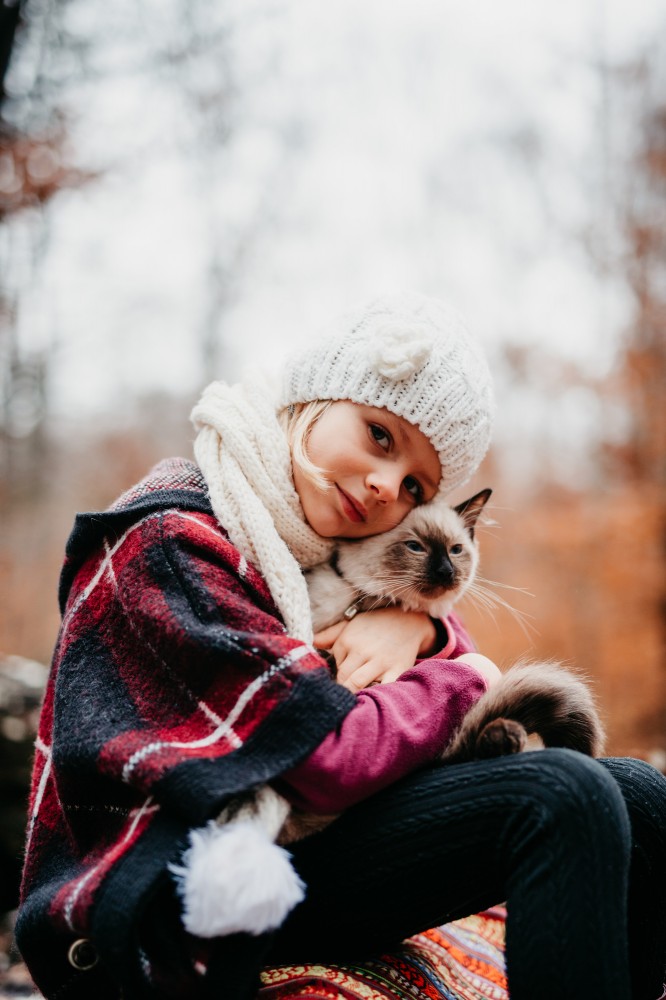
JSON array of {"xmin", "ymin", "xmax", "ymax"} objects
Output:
[
  {"xmin": 476, "ymin": 527, "xmax": 501, "ymax": 540},
  {"xmin": 368, "ymin": 576, "xmax": 420, "ymax": 595},
  {"xmin": 461, "ymin": 589, "xmax": 506, "ymax": 629},
  {"xmin": 366, "ymin": 594, "xmax": 403, "ymax": 612},
  {"xmin": 461, "ymin": 585, "xmax": 499, "ymax": 615},
  {"xmin": 361, "ymin": 583, "xmax": 426, "ymax": 614},
  {"xmin": 475, "ymin": 576, "xmax": 534, "ymax": 598},
  {"xmin": 366, "ymin": 583, "xmax": 421, "ymax": 606},
  {"xmin": 465, "ymin": 580, "xmax": 525, "ymax": 609},
  {"xmin": 463, "ymin": 582, "xmax": 536, "ymax": 638}
]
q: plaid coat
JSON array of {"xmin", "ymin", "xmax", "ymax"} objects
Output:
[{"xmin": 17, "ymin": 458, "xmax": 355, "ymax": 1000}]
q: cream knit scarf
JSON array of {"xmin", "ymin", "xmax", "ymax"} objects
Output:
[
  {"xmin": 187, "ymin": 378, "xmax": 335, "ymax": 940},
  {"xmin": 191, "ymin": 378, "xmax": 333, "ymax": 644}
]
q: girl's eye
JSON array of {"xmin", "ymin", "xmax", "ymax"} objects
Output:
[
  {"xmin": 405, "ymin": 540, "xmax": 426, "ymax": 553},
  {"xmin": 369, "ymin": 424, "xmax": 391, "ymax": 450},
  {"xmin": 403, "ymin": 476, "xmax": 423, "ymax": 502},
  {"xmin": 449, "ymin": 543, "xmax": 464, "ymax": 556}
]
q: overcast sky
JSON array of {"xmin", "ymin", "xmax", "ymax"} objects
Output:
[{"xmin": 6, "ymin": 0, "xmax": 665, "ymax": 437}]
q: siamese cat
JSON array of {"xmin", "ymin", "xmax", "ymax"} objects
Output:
[
  {"xmin": 305, "ymin": 488, "xmax": 605, "ymax": 765},
  {"xmin": 280, "ymin": 491, "xmax": 604, "ymax": 843}
]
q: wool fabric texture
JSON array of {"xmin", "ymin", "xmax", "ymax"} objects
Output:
[
  {"xmin": 280, "ymin": 290, "xmax": 495, "ymax": 496},
  {"xmin": 16, "ymin": 459, "xmax": 355, "ymax": 1000},
  {"xmin": 191, "ymin": 378, "xmax": 333, "ymax": 644}
]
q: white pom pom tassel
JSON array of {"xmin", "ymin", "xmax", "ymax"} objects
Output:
[
  {"xmin": 170, "ymin": 818, "xmax": 305, "ymax": 937},
  {"xmin": 370, "ymin": 323, "xmax": 434, "ymax": 379}
]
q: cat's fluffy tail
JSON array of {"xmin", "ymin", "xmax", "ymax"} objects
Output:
[{"xmin": 441, "ymin": 661, "xmax": 605, "ymax": 764}]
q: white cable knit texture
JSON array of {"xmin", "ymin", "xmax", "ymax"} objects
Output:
[
  {"xmin": 280, "ymin": 290, "xmax": 495, "ymax": 496},
  {"xmin": 191, "ymin": 378, "xmax": 333, "ymax": 644}
]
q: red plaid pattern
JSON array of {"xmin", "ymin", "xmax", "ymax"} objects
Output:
[{"xmin": 17, "ymin": 460, "xmax": 354, "ymax": 1000}]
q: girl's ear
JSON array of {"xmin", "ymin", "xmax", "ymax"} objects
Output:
[{"xmin": 454, "ymin": 488, "xmax": 492, "ymax": 538}]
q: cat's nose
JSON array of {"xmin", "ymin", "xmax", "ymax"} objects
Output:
[{"xmin": 430, "ymin": 553, "xmax": 455, "ymax": 587}]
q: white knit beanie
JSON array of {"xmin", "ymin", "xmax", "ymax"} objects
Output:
[{"xmin": 280, "ymin": 291, "xmax": 495, "ymax": 495}]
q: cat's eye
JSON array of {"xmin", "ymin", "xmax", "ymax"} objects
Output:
[
  {"xmin": 449, "ymin": 543, "xmax": 464, "ymax": 556},
  {"xmin": 405, "ymin": 540, "xmax": 426, "ymax": 553},
  {"xmin": 369, "ymin": 424, "xmax": 391, "ymax": 450}
]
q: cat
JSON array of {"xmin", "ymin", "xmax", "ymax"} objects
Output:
[
  {"xmin": 307, "ymin": 489, "xmax": 491, "ymax": 632},
  {"xmin": 279, "ymin": 492, "xmax": 604, "ymax": 844},
  {"xmin": 305, "ymin": 487, "xmax": 605, "ymax": 765}
]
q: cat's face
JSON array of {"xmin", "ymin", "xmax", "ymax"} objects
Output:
[{"xmin": 336, "ymin": 489, "xmax": 491, "ymax": 615}]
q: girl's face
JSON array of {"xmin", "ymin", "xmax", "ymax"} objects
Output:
[{"xmin": 292, "ymin": 401, "xmax": 441, "ymax": 538}]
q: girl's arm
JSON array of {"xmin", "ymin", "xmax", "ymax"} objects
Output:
[
  {"xmin": 315, "ymin": 606, "xmax": 500, "ymax": 692},
  {"xmin": 277, "ymin": 612, "xmax": 500, "ymax": 814},
  {"xmin": 276, "ymin": 654, "xmax": 489, "ymax": 814},
  {"xmin": 315, "ymin": 607, "xmax": 439, "ymax": 692}
]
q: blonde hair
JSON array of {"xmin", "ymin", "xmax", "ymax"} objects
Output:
[{"xmin": 278, "ymin": 400, "xmax": 334, "ymax": 493}]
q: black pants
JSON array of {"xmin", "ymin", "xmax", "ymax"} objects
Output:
[{"xmin": 269, "ymin": 750, "xmax": 666, "ymax": 1000}]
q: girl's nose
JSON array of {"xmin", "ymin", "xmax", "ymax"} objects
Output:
[{"xmin": 366, "ymin": 469, "xmax": 401, "ymax": 504}]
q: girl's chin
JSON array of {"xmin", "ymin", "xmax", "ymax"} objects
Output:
[
  {"xmin": 307, "ymin": 512, "xmax": 369, "ymax": 539},
  {"xmin": 305, "ymin": 491, "xmax": 359, "ymax": 537},
  {"xmin": 302, "ymin": 494, "xmax": 404, "ymax": 539},
  {"xmin": 303, "ymin": 506, "xmax": 346, "ymax": 538}
]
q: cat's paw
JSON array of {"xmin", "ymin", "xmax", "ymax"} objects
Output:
[{"xmin": 474, "ymin": 718, "xmax": 527, "ymax": 759}]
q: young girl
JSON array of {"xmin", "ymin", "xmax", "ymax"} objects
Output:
[{"xmin": 17, "ymin": 292, "xmax": 666, "ymax": 1000}]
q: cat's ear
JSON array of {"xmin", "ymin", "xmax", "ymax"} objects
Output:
[{"xmin": 454, "ymin": 488, "xmax": 492, "ymax": 537}]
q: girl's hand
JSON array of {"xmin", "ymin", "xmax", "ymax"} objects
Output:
[
  {"xmin": 314, "ymin": 608, "xmax": 437, "ymax": 693},
  {"xmin": 452, "ymin": 653, "xmax": 502, "ymax": 690}
]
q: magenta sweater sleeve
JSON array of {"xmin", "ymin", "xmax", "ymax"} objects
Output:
[
  {"xmin": 444, "ymin": 611, "xmax": 477, "ymax": 656},
  {"xmin": 428, "ymin": 610, "xmax": 476, "ymax": 659},
  {"xmin": 276, "ymin": 617, "xmax": 486, "ymax": 813}
]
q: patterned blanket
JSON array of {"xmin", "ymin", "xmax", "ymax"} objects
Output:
[
  {"xmin": 259, "ymin": 909, "xmax": 508, "ymax": 1000},
  {"xmin": 1, "ymin": 910, "xmax": 507, "ymax": 1000}
]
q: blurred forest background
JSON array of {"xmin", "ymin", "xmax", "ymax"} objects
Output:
[{"xmin": 0, "ymin": 0, "xmax": 665, "ymax": 924}]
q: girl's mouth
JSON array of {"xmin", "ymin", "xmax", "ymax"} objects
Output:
[{"xmin": 336, "ymin": 486, "xmax": 367, "ymax": 523}]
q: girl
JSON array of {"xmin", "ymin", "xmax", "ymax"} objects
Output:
[{"xmin": 17, "ymin": 292, "xmax": 666, "ymax": 1000}]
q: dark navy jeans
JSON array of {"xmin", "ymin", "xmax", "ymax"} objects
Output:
[{"xmin": 270, "ymin": 751, "xmax": 666, "ymax": 1000}]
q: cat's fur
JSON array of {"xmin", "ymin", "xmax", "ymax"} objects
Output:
[
  {"xmin": 305, "ymin": 487, "xmax": 605, "ymax": 765},
  {"xmin": 280, "ymin": 490, "xmax": 605, "ymax": 845},
  {"xmin": 307, "ymin": 489, "xmax": 491, "ymax": 632}
]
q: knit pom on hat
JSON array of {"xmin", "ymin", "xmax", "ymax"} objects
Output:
[
  {"xmin": 369, "ymin": 322, "xmax": 434, "ymax": 380},
  {"xmin": 280, "ymin": 290, "xmax": 495, "ymax": 496}
]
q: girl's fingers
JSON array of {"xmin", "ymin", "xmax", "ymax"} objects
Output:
[
  {"xmin": 378, "ymin": 667, "xmax": 402, "ymax": 684},
  {"xmin": 314, "ymin": 622, "xmax": 346, "ymax": 649},
  {"xmin": 334, "ymin": 644, "xmax": 361, "ymax": 683},
  {"xmin": 340, "ymin": 660, "xmax": 384, "ymax": 693}
]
